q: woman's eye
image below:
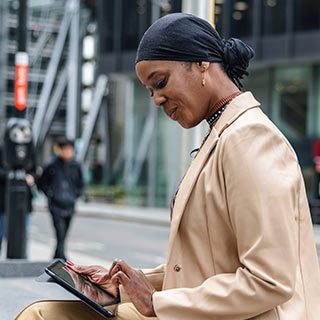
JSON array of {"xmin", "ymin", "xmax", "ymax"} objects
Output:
[{"xmin": 156, "ymin": 78, "xmax": 167, "ymax": 89}]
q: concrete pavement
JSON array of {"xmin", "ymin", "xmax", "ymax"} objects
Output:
[
  {"xmin": 0, "ymin": 199, "xmax": 319, "ymax": 319},
  {"xmin": 0, "ymin": 199, "xmax": 171, "ymax": 319},
  {"xmin": 35, "ymin": 197, "xmax": 171, "ymax": 227}
]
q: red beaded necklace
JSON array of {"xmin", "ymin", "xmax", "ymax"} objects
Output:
[{"xmin": 206, "ymin": 91, "xmax": 242, "ymax": 127}]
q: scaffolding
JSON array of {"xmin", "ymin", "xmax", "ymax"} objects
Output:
[{"xmin": 0, "ymin": 0, "xmax": 105, "ymax": 162}]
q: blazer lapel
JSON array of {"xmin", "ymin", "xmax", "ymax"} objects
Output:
[
  {"xmin": 166, "ymin": 92, "xmax": 261, "ymax": 258},
  {"xmin": 167, "ymin": 127, "xmax": 219, "ymax": 255}
]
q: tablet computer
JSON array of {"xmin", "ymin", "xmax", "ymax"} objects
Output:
[{"xmin": 45, "ymin": 260, "xmax": 120, "ymax": 318}]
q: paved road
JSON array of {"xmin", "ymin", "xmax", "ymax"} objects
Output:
[
  {"xmin": 1, "ymin": 208, "xmax": 319, "ymax": 320},
  {"xmin": 0, "ymin": 210, "xmax": 170, "ymax": 319},
  {"xmin": 29, "ymin": 210, "xmax": 170, "ymax": 268}
]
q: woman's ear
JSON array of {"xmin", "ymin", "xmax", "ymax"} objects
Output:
[
  {"xmin": 197, "ymin": 61, "xmax": 210, "ymax": 72},
  {"xmin": 201, "ymin": 61, "xmax": 210, "ymax": 71}
]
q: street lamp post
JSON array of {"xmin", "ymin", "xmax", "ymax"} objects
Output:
[{"xmin": 5, "ymin": 0, "xmax": 33, "ymax": 259}]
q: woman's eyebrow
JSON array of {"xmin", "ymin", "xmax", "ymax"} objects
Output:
[{"xmin": 147, "ymin": 71, "xmax": 157, "ymax": 81}]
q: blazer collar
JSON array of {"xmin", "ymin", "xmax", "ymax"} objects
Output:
[
  {"xmin": 214, "ymin": 91, "xmax": 261, "ymax": 135},
  {"xmin": 167, "ymin": 92, "xmax": 261, "ymax": 255}
]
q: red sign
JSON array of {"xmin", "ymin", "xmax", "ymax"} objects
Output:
[{"xmin": 14, "ymin": 52, "xmax": 28, "ymax": 111}]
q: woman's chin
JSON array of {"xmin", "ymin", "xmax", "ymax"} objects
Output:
[{"xmin": 178, "ymin": 119, "xmax": 202, "ymax": 129}]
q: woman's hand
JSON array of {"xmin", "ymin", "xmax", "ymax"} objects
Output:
[
  {"xmin": 106, "ymin": 259, "xmax": 156, "ymax": 317},
  {"xmin": 63, "ymin": 265, "xmax": 116, "ymax": 306},
  {"xmin": 66, "ymin": 261, "xmax": 118, "ymax": 298}
]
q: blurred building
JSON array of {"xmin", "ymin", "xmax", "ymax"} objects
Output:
[
  {"xmin": 94, "ymin": 0, "xmax": 184, "ymax": 207},
  {"xmin": 95, "ymin": 0, "xmax": 320, "ymax": 206},
  {"xmin": 0, "ymin": 0, "xmax": 319, "ymax": 207},
  {"xmin": 214, "ymin": 0, "xmax": 320, "ymax": 193},
  {"xmin": 0, "ymin": 0, "xmax": 95, "ymax": 160}
]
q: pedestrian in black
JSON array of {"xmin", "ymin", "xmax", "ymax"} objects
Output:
[{"xmin": 37, "ymin": 138, "xmax": 84, "ymax": 260}]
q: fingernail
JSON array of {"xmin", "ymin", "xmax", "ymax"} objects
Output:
[{"xmin": 66, "ymin": 260, "xmax": 74, "ymax": 266}]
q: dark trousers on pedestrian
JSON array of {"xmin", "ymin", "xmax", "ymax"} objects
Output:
[{"xmin": 49, "ymin": 202, "xmax": 74, "ymax": 260}]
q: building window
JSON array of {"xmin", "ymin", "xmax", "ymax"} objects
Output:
[
  {"xmin": 272, "ymin": 66, "xmax": 311, "ymax": 140},
  {"xmin": 294, "ymin": 0, "xmax": 320, "ymax": 31},
  {"xmin": 262, "ymin": 0, "xmax": 286, "ymax": 35},
  {"xmin": 230, "ymin": 0, "xmax": 253, "ymax": 38},
  {"xmin": 97, "ymin": 1, "xmax": 114, "ymax": 53},
  {"xmin": 121, "ymin": 0, "xmax": 140, "ymax": 50},
  {"xmin": 214, "ymin": 0, "xmax": 224, "ymax": 33}
]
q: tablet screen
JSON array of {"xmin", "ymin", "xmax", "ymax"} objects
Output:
[{"xmin": 46, "ymin": 260, "xmax": 120, "ymax": 307}]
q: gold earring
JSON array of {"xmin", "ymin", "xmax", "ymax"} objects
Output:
[{"xmin": 201, "ymin": 78, "xmax": 206, "ymax": 86}]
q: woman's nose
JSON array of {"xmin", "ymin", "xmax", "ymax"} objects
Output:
[{"xmin": 153, "ymin": 92, "xmax": 166, "ymax": 107}]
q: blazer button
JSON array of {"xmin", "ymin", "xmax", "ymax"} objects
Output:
[{"xmin": 174, "ymin": 264, "xmax": 182, "ymax": 272}]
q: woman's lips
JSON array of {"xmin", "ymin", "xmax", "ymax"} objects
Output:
[{"xmin": 167, "ymin": 107, "xmax": 178, "ymax": 120}]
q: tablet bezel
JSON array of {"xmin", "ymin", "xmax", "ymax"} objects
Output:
[{"xmin": 45, "ymin": 260, "xmax": 120, "ymax": 318}]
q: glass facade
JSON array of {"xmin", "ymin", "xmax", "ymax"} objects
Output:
[
  {"xmin": 92, "ymin": 0, "xmax": 320, "ymax": 207},
  {"xmin": 230, "ymin": 0, "xmax": 254, "ymax": 38},
  {"xmin": 102, "ymin": 75, "xmax": 188, "ymax": 207},
  {"xmin": 262, "ymin": 0, "xmax": 286, "ymax": 35},
  {"xmin": 103, "ymin": 62, "xmax": 320, "ymax": 206},
  {"xmin": 214, "ymin": 0, "xmax": 224, "ymax": 33},
  {"xmin": 245, "ymin": 64, "xmax": 320, "ymax": 193},
  {"xmin": 272, "ymin": 66, "xmax": 312, "ymax": 140},
  {"xmin": 215, "ymin": 0, "xmax": 254, "ymax": 37},
  {"xmin": 294, "ymin": 0, "xmax": 320, "ymax": 31},
  {"xmin": 97, "ymin": 1, "xmax": 114, "ymax": 53}
]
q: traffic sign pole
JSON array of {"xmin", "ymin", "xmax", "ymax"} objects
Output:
[{"xmin": 5, "ymin": 0, "xmax": 31, "ymax": 259}]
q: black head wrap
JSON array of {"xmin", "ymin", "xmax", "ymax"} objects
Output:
[{"xmin": 136, "ymin": 13, "xmax": 254, "ymax": 89}]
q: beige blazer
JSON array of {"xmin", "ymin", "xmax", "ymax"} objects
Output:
[{"xmin": 126, "ymin": 92, "xmax": 320, "ymax": 319}]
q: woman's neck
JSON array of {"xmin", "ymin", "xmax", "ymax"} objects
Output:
[{"xmin": 206, "ymin": 90, "xmax": 242, "ymax": 120}]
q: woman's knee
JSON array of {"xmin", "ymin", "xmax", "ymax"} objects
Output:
[
  {"xmin": 16, "ymin": 301, "xmax": 48, "ymax": 320},
  {"xmin": 116, "ymin": 303, "xmax": 157, "ymax": 320},
  {"xmin": 15, "ymin": 300, "xmax": 89, "ymax": 320}
]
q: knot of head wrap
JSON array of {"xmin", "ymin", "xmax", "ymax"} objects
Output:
[
  {"xmin": 222, "ymin": 38, "xmax": 255, "ymax": 88},
  {"xmin": 136, "ymin": 13, "xmax": 254, "ymax": 89}
]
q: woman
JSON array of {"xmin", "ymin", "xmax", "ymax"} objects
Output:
[{"xmin": 16, "ymin": 13, "xmax": 320, "ymax": 320}]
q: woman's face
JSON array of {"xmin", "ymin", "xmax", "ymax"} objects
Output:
[{"xmin": 135, "ymin": 60, "xmax": 212, "ymax": 128}]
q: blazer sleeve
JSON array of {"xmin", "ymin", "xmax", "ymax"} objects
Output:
[{"xmin": 153, "ymin": 123, "xmax": 298, "ymax": 319}]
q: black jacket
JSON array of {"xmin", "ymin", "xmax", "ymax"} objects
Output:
[{"xmin": 37, "ymin": 157, "xmax": 84, "ymax": 208}]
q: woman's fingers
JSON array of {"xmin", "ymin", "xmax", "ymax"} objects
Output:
[
  {"xmin": 111, "ymin": 270, "xmax": 130, "ymax": 286},
  {"xmin": 111, "ymin": 267, "xmax": 156, "ymax": 317},
  {"xmin": 108, "ymin": 259, "xmax": 120, "ymax": 277},
  {"xmin": 67, "ymin": 262, "xmax": 108, "ymax": 277},
  {"xmin": 109, "ymin": 259, "xmax": 134, "ymax": 278}
]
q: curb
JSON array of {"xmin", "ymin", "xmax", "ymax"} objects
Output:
[
  {"xmin": 34, "ymin": 201, "xmax": 171, "ymax": 227},
  {"xmin": 0, "ymin": 260, "xmax": 52, "ymax": 278}
]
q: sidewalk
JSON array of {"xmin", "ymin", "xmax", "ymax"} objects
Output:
[
  {"xmin": 34, "ymin": 197, "xmax": 171, "ymax": 227},
  {"xmin": 0, "ymin": 200, "xmax": 170, "ymax": 319},
  {"xmin": 0, "ymin": 199, "xmax": 319, "ymax": 319}
]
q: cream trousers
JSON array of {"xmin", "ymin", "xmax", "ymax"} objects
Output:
[{"xmin": 15, "ymin": 300, "xmax": 158, "ymax": 320}]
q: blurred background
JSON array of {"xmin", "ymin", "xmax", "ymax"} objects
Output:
[
  {"xmin": 1, "ymin": 3, "xmax": 320, "ymax": 316},
  {"xmin": 0, "ymin": 0, "xmax": 320, "ymax": 208}
]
